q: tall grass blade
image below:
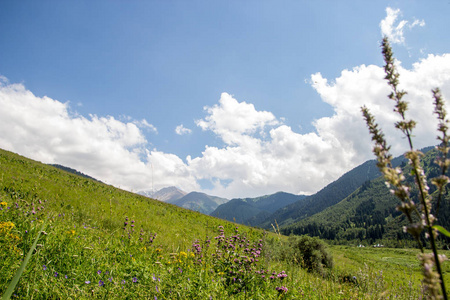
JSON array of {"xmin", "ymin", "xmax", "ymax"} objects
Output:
[
  {"xmin": 1, "ymin": 222, "xmax": 46, "ymax": 300},
  {"xmin": 433, "ymin": 225, "xmax": 450, "ymax": 238}
]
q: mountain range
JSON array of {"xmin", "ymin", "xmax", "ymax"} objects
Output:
[
  {"xmin": 70, "ymin": 144, "xmax": 448, "ymax": 246},
  {"xmin": 139, "ymin": 187, "xmax": 228, "ymax": 215},
  {"xmin": 210, "ymin": 192, "xmax": 306, "ymax": 226},
  {"xmin": 139, "ymin": 186, "xmax": 187, "ymax": 202},
  {"xmin": 144, "ymin": 146, "xmax": 450, "ymax": 247}
]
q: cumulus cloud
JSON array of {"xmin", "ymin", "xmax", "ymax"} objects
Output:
[
  {"xmin": 175, "ymin": 124, "xmax": 192, "ymax": 135},
  {"xmin": 188, "ymin": 53, "xmax": 450, "ymax": 198},
  {"xmin": 0, "ymin": 77, "xmax": 168, "ymax": 192},
  {"xmin": 1, "ymin": 50, "xmax": 450, "ymax": 200},
  {"xmin": 380, "ymin": 7, "xmax": 425, "ymax": 44},
  {"xmin": 196, "ymin": 93, "xmax": 279, "ymax": 145}
]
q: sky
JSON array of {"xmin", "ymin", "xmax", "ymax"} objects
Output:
[{"xmin": 1, "ymin": 1, "xmax": 450, "ymax": 199}]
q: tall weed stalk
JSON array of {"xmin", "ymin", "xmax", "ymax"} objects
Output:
[
  {"xmin": 1, "ymin": 221, "xmax": 46, "ymax": 300},
  {"xmin": 362, "ymin": 37, "xmax": 448, "ymax": 299}
]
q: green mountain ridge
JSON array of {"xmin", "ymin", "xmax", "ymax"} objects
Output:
[
  {"xmin": 281, "ymin": 147, "xmax": 450, "ymax": 247},
  {"xmin": 256, "ymin": 149, "xmax": 420, "ymax": 229},
  {"xmin": 211, "ymin": 192, "xmax": 306, "ymax": 225}
]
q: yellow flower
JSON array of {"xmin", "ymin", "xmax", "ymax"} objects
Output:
[
  {"xmin": 67, "ymin": 230, "xmax": 75, "ymax": 235},
  {"xmin": 0, "ymin": 201, "xmax": 7, "ymax": 207},
  {"xmin": 0, "ymin": 221, "xmax": 15, "ymax": 233},
  {"xmin": 189, "ymin": 253, "xmax": 195, "ymax": 258},
  {"xmin": 179, "ymin": 251, "xmax": 188, "ymax": 258},
  {"xmin": 155, "ymin": 248, "xmax": 162, "ymax": 253}
]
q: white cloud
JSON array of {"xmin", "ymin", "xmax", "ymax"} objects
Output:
[
  {"xmin": 2, "ymin": 51, "xmax": 450, "ymax": 200},
  {"xmin": 0, "ymin": 77, "xmax": 172, "ymax": 192},
  {"xmin": 175, "ymin": 124, "xmax": 192, "ymax": 135},
  {"xmin": 196, "ymin": 93, "xmax": 279, "ymax": 145},
  {"xmin": 380, "ymin": 7, "xmax": 425, "ymax": 45},
  {"xmin": 135, "ymin": 119, "xmax": 158, "ymax": 133}
]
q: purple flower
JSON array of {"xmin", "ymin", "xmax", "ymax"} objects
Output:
[
  {"xmin": 54, "ymin": 272, "xmax": 58, "ymax": 277},
  {"xmin": 276, "ymin": 286, "xmax": 288, "ymax": 293},
  {"xmin": 65, "ymin": 275, "xmax": 68, "ymax": 279},
  {"xmin": 99, "ymin": 280, "xmax": 104, "ymax": 287},
  {"xmin": 43, "ymin": 265, "xmax": 47, "ymax": 271},
  {"xmin": 156, "ymin": 286, "xmax": 159, "ymax": 293},
  {"xmin": 85, "ymin": 281, "xmax": 90, "ymax": 284},
  {"xmin": 133, "ymin": 277, "xmax": 138, "ymax": 283},
  {"xmin": 109, "ymin": 277, "xmax": 113, "ymax": 282},
  {"xmin": 121, "ymin": 280, "xmax": 126, "ymax": 284},
  {"xmin": 97, "ymin": 270, "xmax": 101, "ymax": 275}
]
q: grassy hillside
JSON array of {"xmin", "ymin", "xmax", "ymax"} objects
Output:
[{"xmin": 1, "ymin": 148, "xmax": 448, "ymax": 299}]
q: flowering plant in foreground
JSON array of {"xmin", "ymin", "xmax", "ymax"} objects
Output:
[{"xmin": 362, "ymin": 37, "xmax": 448, "ymax": 299}]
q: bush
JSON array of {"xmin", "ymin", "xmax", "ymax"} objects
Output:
[{"xmin": 278, "ymin": 235, "xmax": 333, "ymax": 276}]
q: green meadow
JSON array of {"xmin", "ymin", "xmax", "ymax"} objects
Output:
[{"xmin": 1, "ymin": 148, "xmax": 448, "ymax": 299}]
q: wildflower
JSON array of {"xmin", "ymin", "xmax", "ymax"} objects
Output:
[
  {"xmin": 54, "ymin": 272, "xmax": 58, "ymax": 277},
  {"xmin": 43, "ymin": 265, "xmax": 47, "ymax": 271},
  {"xmin": 99, "ymin": 280, "xmax": 104, "ymax": 287},
  {"xmin": 97, "ymin": 270, "xmax": 101, "ymax": 275},
  {"xmin": 276, "ymin": 286, "xmax": 288, "ymax": 293},
  {"xmin": 277, "ymin": 271, "xmax": 288, "ymax": 279},
  {"xmin": 121, "ymin": 280, "xmax": 126, "ymax": 284},
  {"xmin": 133, "ymin": 277, "xmax": 138, "ymax": 283},
  {"xmin": 109, "ymin": 277, "xmax": 113, "ymax": 282},
  {"xmin": 65, "ymin": 275, "xmax": 68, "ymax": 279},
  {"xmin": 85, "ymin": 281, "xmax": 90, "ymax": 284}
]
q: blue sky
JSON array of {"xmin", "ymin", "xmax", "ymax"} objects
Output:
[{"xmin": 1, "ymin": 1, "xmax": 450, "ymax": 198}]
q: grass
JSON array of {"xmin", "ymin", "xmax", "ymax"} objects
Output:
[{"xmin": 0, "ymin": 148, "xmax": 449, "ymax": 299}]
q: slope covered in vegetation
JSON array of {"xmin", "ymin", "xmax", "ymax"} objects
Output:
[
  {"xmin": 1, "ymin": 148, "xmax": 448, "ymax": 299},
  {"xmin": 282, "ymin": 148, "xmax": 450, "ymax": 248}
]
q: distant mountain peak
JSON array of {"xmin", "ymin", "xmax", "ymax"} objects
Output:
[{"xmin": 138, "ymin": 186, "xmax": 187, "ymax": 202}]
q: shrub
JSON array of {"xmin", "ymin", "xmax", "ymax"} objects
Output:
[{"xmin": 279, "ymin": 235, "xmax": 333, "ymax": 276}]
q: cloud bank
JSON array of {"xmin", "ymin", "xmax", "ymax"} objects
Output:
[{"xmin": 2, "ymin": 50, "xmax": 450, "ymax": 199}]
